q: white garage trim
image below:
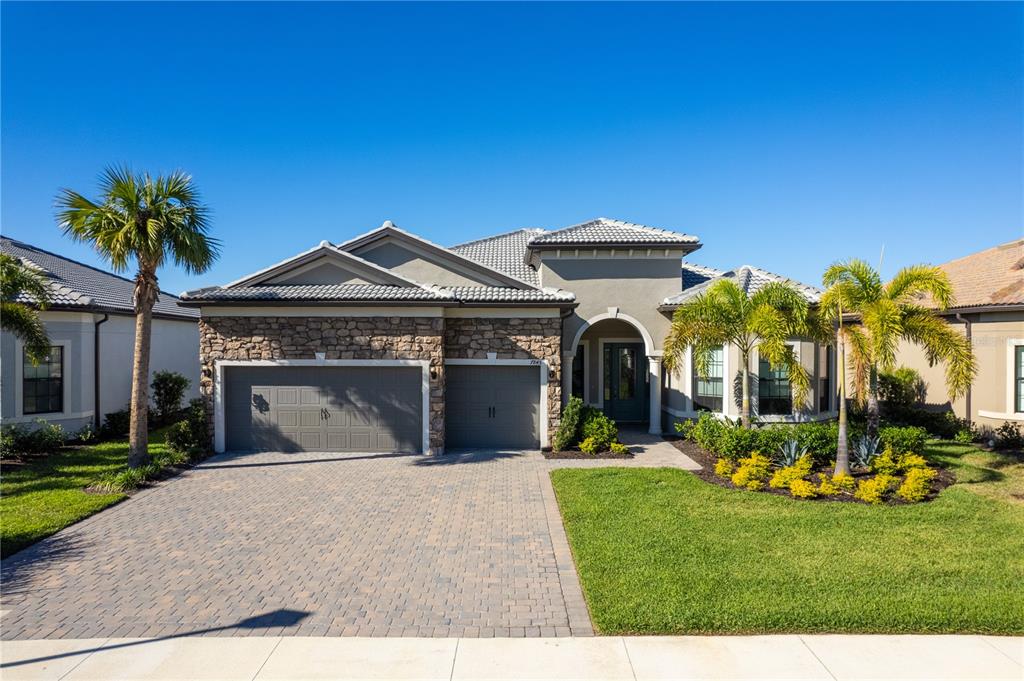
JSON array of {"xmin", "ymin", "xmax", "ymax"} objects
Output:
[
  {"xmin": 213, "ymin": 359, "xmax": 431, "ymax": 454},
  {"xmin": 443, "ymin": 358, "xmax": 550, "ymax": 449}
]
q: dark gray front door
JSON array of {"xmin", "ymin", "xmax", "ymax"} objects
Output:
[
  {"xmin": 603, "ymin": 343, "xmax": 649, "ymax": 423},
  {"xmin": 224, "ymin": 366, "xmax": 422, "ymax": 452},
  {"xmin": 445, "ymin": 364, "xmax": 540, "ymax": 449}
]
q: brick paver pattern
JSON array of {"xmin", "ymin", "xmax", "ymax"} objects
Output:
[{"xmin": 0, "ymin": 432, "xmax": 696, "ymax": 640}]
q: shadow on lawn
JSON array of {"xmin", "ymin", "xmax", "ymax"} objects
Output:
[{"xmin": 0, "ymin": 609, "xmax": 311, "ymax": 669}]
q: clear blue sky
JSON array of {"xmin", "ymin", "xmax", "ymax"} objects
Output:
[{"xmin": 3, "ymin": 2, "xmax": 1021, "ymax": 295}]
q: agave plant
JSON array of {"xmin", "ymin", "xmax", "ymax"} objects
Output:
[
  {"xmin": 775, "ymin": 438, "xmax": 809, "ymax": 467},
  {"xmin": 851, "ymin": 434, "xmax": 882, "ymax": 469}
]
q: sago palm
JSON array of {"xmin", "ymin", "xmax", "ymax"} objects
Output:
[
  {"xmin": 0, "ymin": 252, "xmax": 53, "ymax": 363},
  {"xmin": 821, "ymin": 259, "xmax": 976, "ymax": 442},
  {"xmin": 56, "ymin": 167, "xmax": 219, "ymax": 467},
  {"xmin": 664, "ymin": 278, "xmax": 813, "ymax": 428}
]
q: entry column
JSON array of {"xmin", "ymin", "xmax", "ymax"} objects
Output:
[{"xmin": 648, "ymin": 354, "xmax": 662, "ymax": 434}]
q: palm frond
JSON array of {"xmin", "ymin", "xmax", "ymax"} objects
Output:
[
  {"xmin": 885, "ymin": 264, "xmax": 954, "ymax": 309},
  {"xmin": 0, "ymin": 301, "xmax": 51, "ymax": 363},
  {"xmin": 901, "ymin": 307, "xmax": 977, "ymax": 399}
]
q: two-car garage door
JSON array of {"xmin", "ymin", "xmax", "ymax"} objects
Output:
[{"xmin": 224, "ymin": 366, "xmax": 423, "ymax": 453}]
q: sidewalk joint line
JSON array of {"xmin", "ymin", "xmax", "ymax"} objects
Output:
[
  {"xmin": 977, "ymin": 634, "xmax": 1023, "ymax": 668},
  {"xmin": 621, "ymin": 637, "xmax": 638, "ymax": 681},
  {"xmin": 449, "ymin": 637, "xmax": 460, "ymax": 681},
  {"xmin": 250, "ymin": 635, "xmax": 284, "ymax": 680},
  {"xmin": 798, "ymin": 635, "xmax": 838, "ymax": 681},
  {"xmin": 57, "ymin": 636, "xmax": 112, "ymax": 681}
]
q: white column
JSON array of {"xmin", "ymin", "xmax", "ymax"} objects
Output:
[
  {"xmin": 561, "ymin": 350, "xmax": 575, "ymax": 406},
  {"xmin": 648, "ymin": 355, "xmax": 662, "ymax": 434}
]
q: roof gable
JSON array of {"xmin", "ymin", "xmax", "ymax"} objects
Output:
[
  {"xmin": 339, "ymin": 222, "xmax": 539, "ymax": 289},
  {"xmin": 225, "ymin": 241, "xmax": 420, "ymax": 289}
]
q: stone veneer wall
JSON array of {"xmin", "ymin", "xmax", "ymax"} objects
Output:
[
  {"xmin": 198, "ymin": 316, "xmax": 445, "ymax": 451},
  {"xmin": 443, "ymin": 317, "xmax": 562, "ymax": 438}
]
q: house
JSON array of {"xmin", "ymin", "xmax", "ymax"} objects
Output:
[
  {"xmin": 1, "ymin": 237, "xmax": 201, "ymax": 434},
  {"xmin": 180, "ymin": 218, "xmax": 832, "ymax": 454},
  {"xmin": 894, "ymin": 238, "xmax": 1024, "ymax": 431}
]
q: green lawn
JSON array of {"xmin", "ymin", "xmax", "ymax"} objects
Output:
[
  {"xmin": 551, "ymin": 441, "xmax": 1024, "ymax": 635},
  {"xmin": 0, "ymin": 429, "xmax": 170, "ymax": 558}
]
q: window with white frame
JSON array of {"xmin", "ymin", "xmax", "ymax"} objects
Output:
[{"xmin": 23, "ymin": 346, "xmax": 64, "ymax": 415}]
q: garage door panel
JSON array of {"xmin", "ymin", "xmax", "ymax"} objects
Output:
[
  {"xmin": 225, "ymin": 365, "xmax": 422, "ymax": 453},
  {"xmin": 446, "ymin": 365, "xmax": 540, "ymax": 449}
]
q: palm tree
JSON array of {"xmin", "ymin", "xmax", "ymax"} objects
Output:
[
  {"xmin": 664, "ymin": 278, "xmax": 813, "ymax": 428},
  {"xmin": 1, "ymin": 253, "xmax": 52, "ymax": 363},
  {"xmin": 821, "ymin": 259, "xmax": 976, "ymax": 444},
  {"xmin": 56, "ymin": 167, "xmax": 219, "ymax": 467}
]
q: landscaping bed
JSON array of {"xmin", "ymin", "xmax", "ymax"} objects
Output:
[{"xmin": 544, "ymin": 448, "xmax": 633, "ymax": 460}]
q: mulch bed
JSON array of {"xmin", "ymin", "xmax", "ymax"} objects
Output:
[
  {"xmin": 543, "ymin": 449, "xmax": 634, "ymax": 460},
  {"xmin": 667, "ymin": 436, "xmax": 955, "ymax": 504}
]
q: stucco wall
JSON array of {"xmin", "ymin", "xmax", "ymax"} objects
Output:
[
  {"xmin": 894, "ymin": 310, "xmax": 1024, "ymax": 430},
  {"xmin": 539, "ymin": 255, "xmax": 680, "ymax": 353},
  {"xmin": 354, "ymin": 241, "xmax": 498, "ymax": 287}
]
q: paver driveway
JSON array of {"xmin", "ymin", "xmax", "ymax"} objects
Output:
[{"xmin": 1, "ymin": 434, "xmax": 696, "ymax": 641}]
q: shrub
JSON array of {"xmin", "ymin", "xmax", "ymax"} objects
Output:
[
  {"xmin": 714, "ymin": 458, "xmax": 734, "ymax": 477},
  {"xmin": 879, "ymin": 426, "xmax": 927, "ymax": 456},
  {"xmin": 896, "ymin": 467, "xmax": 937, "ymax": 503},
  {"xmin": 581, "ymin": 410, "xmax": 618, "ymax": 451},
  {"xmin": 995, "ymin": 421, "xmax": 1023, "ymax": 450},
  {"xmin": 756, "ymin": 426, "xmax": 793, "ymax": 460},
  {"xmin": 885, "ymin": 406, "xmax": 969, "ymax": 439},
  {"xmin": 731, "ymin": 453, "xmax": 771, "ymax": 490},
  {"xmin": 2, "ymin": 420, "xmax": 67, "ymax": 455},
  {"xmin": 151, "ymin": 371, "xmax": 191, "ymax": 423},
  {"xmin": 878, "ymin": 367, "xmax": 925, "ymax": 410},
  {"xmin": 164, "ymin": 399, "xmax": 209, "ymax": 458},
  {"xmin": 794, "ymin": 422, "xmax": 839, "ymax": 465},
  {"xmin": 898, "ymin": 453, "xmax": 928, "ymax": 471},
  {"xmin": 102, "ymin": 407, "xmax": 131, "ymax": 438},
  {"xmin": 73, "ymin": 424, "xmax": 98, "ymax": 444},
  {"xmin": 832, "ymin": 472, "xmax": 857, "ymax": 492},
  {"xmin": 774, "ymin": 438, "xmax": 808, "ymax": 467},
  {"xmin": 769, "ymin": 454, "xmax": 813, "ymax": 489},
  {"xmin": 954, "ymin": 427, "xmax": 975, "ymax": 444},
  {"xmin": 579, "ymin": 436, "xmax": 601, "ymax": 455},
  {"xmin": 854, "ymin": 474, "xmax": 897, "ymax": 504},
  {"xmin": 554, "ymin": 397, "xmax": 586, "ymax": 451},
  {"xmin": 789, "ymin": 479, "xmax": 818, "ymax": 499},
  {"xmin": 679, "ymin": 413, "xmax": 727, "ymax": 454},
  {"xmin": 609, "ymin": 442, "xmax": 630, "ymax": 456},
  {"xmin": 0, "ymin": 426, "xmax": 17, "ymax": 458},
  {"xmin": 816, "ymin": 473, "xmax": 841, "ymax": 497},
  {"xmin": 870, "ymin": 447, "xmax": 901, "ymax": 475},
  {"xmin": 851, "ymin": 434, "xmax": 881, "ymax": 469},
  {"xmin": 717, "ymin": 426, "xmax": 758, "ymax": 461},
  {"xmin": 92, "ymin": 464, "xmax": 162, "ymax": 493}
]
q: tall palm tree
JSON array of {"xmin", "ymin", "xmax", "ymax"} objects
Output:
[
  {"xmin": 56, "ymin": 167, "xmax": 219, "ymax": 467},
  {"xmin": 664, "ymin": 278, "xmax": 813, "ymax": 428},
  {"xmin": 0, "ymin": 252, "xmax": 52, "ymax": 363},
  {"xmin": 821, "ymin": 259, "xmax": 976, "ymax": 443}
]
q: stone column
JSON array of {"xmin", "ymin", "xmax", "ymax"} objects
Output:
[{"xmin": 648, "ymin": 355, "xmax": 662, "ymax": 434}]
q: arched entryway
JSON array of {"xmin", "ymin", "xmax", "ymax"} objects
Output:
[{"xmin": 563, "ymin": 312, "xmax": 662, "ymax": 434}]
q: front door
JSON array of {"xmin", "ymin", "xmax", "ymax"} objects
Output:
[{"xmin": 603, "ymin": 343, "xmax": 649, "ymax": 423}]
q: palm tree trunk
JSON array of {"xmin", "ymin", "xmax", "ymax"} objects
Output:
[
  {"xmin": 866, "ymin": 365, "xmax": 880, "ymax": 439},
  {"xmin": 740, "ymin": 351, "xmax": 751, "ymax": 428},
  {"xmin": 128, "ymin": 273, "xmax": 157, "ymax": 468},
  {"xmin": 834, "ymin": 329, "xmax": 850, "ymax": 476}
]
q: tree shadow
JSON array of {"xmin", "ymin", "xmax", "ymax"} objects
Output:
[
  {"xmin": 0, "ymin": 609, "xmax": 311, "ymax": 669},
  {"xmin": 1, "ymin": 532, "xmax": 93, "ymax": 592},
  {"xmin": 413, "ymin": 449, "xmax": 530, "ymax": 466}
]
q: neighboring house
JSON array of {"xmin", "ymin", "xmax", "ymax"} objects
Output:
[
  {"xmin": 180, "ymin": 218, "xmax": 832, "ymax": 454},
  {"xmin": 1, "ymin": 237, "xmax": 201, "ymax": 434},
  {"xmin": 895, "ymin": 238, "xmax": 1024, "ymax": 431}
]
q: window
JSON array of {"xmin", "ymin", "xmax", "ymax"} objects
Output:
[
  {"xmin": 819, "ymin": 345, "xmax": 832, "ymax": 412},
  {"xmin": 692, "ymin": 347, "xmax": 723, "ymax": 412},
  {"xmin": 758, "ymin": 355, "xmax": 792, "ymax": 415},
  {"xmin": 23, "ymin": 346, "xmax": 63, "ymax": 415},
  {"xmin": 571, "ymin": 344, "xmax": 586, "ymax": 400},
  {"xmin": 1016, "ymin": 345, "xmax": 1024, "ymax": 413}
]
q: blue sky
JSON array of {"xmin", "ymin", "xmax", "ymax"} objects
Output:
[{"xmin": 2, "ymin": 2, "xmax": 1021, "ymax": 296}]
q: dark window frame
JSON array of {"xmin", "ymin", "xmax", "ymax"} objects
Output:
[
  {"xmin": 692, "ymin": 346, "xmax": 724, "ymax": 413},
  {"xmin": 758, "ymin": 353, "xmax": 792, "ymax": 416},
  {"xmin": 1015, "ymin": 345, "xmax": 1024, "ymax": 414},
  {"xmin": 23, "ymin": 345, "xmax": 64, "ymax": 415},
  {"xmin": 571, "ymin": 343, "xmax": 586, "ymax": 400}
]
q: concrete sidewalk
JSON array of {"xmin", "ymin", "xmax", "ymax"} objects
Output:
[{"xmin": 1, "ymin": 635, "xmax": 1021, "ymax": 680}]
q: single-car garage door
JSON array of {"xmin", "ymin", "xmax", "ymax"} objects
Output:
[
  {"xmin": 224, "ymin": 366, "xmax": 422, "ymax": 452},
  {"xmin": 445, "ymin": 364, "xmax": 540, "ymax": 449}
]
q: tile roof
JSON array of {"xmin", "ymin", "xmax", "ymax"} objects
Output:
[
  {"xmin": 443, "ymin": 286, "xmax": 575, "ymax": 303},
  {"xmin": 449, "ymin": 229, "xmax": 544, "ymax": 286},
  {"xmin": 681, "ymin": 262, "xmax": 724, "ymax": 289},
  {"xmin": 527, "ymin": 218, "xmax": 700, "ymax": 247},
  {"xmin": 180, "ymin": 283, "xmax": 575, "ymax": 305},
  {"xmin": 181, "ymin": 284, "xmax": 449, "ymax": 302},
  {"xmin": 926, "ymin": 239, "xmax": 1024, "ymax": 309},
  {"xmin": 1, "ymin": 237, "xmax": 198, "ymax": 319},
  {"xmin": 662, "ymin": 264, "xmax": 822, "ymax": 307}
]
